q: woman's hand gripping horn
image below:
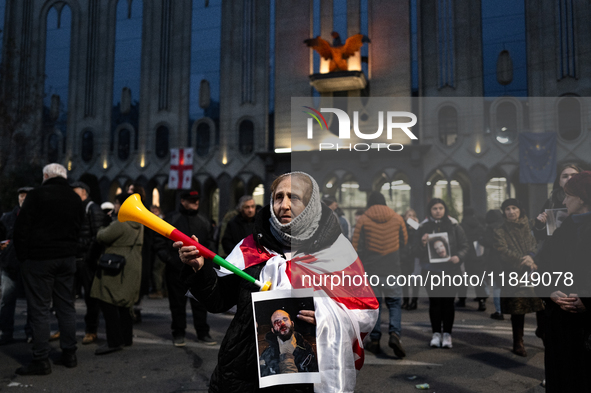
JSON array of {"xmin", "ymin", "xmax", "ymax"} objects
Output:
[{"xmin": 174, "ymin": 235, "xmax": 204, "ymax": 272}]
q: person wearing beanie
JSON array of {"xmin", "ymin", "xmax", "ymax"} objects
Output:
[
  {"xmin": 534, "ymin": 171, "xmax": 591, "ymax": 391},
  {"xmin": 175, "ymin": 172, "xmax": 378, "ymax": 392},
  {"xmin": 493, "ymin": 198, "xmax": 543, "ymax": 357},
  {"xmin": 351, "ymin": 191, "xmax": 408, "ymax": 358},
  {"xmin": 416, "ymin": 198, "xmax": 470, "ymax": 350},
  {"xmin": 153, "ymin": 189, "xmax": 216, "ymax": 347}
]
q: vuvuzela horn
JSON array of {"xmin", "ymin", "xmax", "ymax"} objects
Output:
[{"xmin": 118, "ymin": 193, "xmax": 271, "ymax": 291}]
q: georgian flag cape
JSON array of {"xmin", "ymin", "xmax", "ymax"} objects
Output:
[{"xmin": 220, "ymin": 233, "xmax": 379, "ymax": 393}]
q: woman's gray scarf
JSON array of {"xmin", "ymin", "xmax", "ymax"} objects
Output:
[{"xmin": 269, "ymin": 172, "xmax": 322, "ymax": 248}]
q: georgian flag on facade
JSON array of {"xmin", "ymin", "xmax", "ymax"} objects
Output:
[{"xmin": 168, "ymin": 148, "xmax": 194, "ymax": 190}]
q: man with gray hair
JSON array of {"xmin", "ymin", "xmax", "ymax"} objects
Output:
[
  {"xmin": 13, "ymin": 163, "xmax": 84, "ymax": 375},
  {"xmin": 221, "ymin": 195, "xmax": 256, "ymax": 255}
]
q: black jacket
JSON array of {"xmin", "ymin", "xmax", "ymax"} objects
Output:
[
  {"xmin": 14, "ymin": 177, "xmax": 84, "ymax": 261},
  {"xmin": 460, "ymin": 214, "xmax": 485, "ymax": 263},
  {"xmin": 183, "ymin": 204, "xmax": 340, "ymax": 393},
  {"xmin": 534, "ymin": 213, "xmax": 591, "ymax": 391},
  {"xmin": 154, "ymin": 205, "xmax": 214, "ymax": 271},
  {"xmin": 76, "ymin": 199, "xmax": 106, "ymax": 261},
  {"xmin": 259, "ymin": 331, "xmax": 318, "ymax": 377},
  {"xmin": 0, "ymin": 206, "xmax": 20, "ymax": 272},
  {"xmin": 221, "ymin": 213, "xmax": 255, "ymax": 255}
]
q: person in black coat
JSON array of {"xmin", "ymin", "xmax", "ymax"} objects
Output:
[
  {"xmin": 401, "ymin": 209, "xmax": 420, "ymax": 311},
  {"xmin": 535, "ymin": 171, "xmax": 591, "ymax": 392},
  {"xmin": 71, "ymin": 181, "xmax": 105, "ymax": 345},
  {"xmin": 221, "ymin": 195, "xmax": 256, "ymax": 255},
  {"xmin": 13, "ymin": 164, "xmax": 84, "ymax": 375},
  {"xmin": 456, "ymin": 207, "xmax": 487, "ymax": 310},
  {"xmin": 480, "ymin": 209, "xmax": 505, "ymax": 320},
  {"xmin": 416, "ymin": 198, "xmax": 469, "ymax": 349},
  {"xmin": 0, "ymin": 187, "xmax": 33, "ymax": 345},
  {"xmin": 153, "ymin": 190, "xmax": 216, "ymax": 347}
]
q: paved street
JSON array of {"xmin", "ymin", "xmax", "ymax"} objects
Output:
[{"xmin": 0, "ymin": 291, "xmax": 547, "ymax": 392}]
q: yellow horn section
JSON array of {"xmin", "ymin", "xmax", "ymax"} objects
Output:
[{"xmin": 118, "ymin": 193, "xmax": 175, "ymax": 238}]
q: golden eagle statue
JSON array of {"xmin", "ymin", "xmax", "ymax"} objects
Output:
[{"xmin": 304, "ymin": 32, "xmax": 370, "ymax": 73}]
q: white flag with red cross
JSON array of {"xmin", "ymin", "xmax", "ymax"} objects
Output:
[{"xmin": 168, "ymin": 148, "xmax": 194, "ymax": 190}]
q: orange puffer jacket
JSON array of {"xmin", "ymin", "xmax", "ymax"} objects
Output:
[{"xmin": 352, "ymin": 205, "xmax": 408, "ymax": 256}]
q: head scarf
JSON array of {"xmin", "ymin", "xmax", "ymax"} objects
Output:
[{"xmin": 269, "ymin": 172, "xmax": 322, "ymax": 248}]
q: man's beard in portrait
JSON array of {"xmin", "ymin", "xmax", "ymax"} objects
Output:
[{"xmin": 274, "ymin": 323, "xmax": 294, "ymax": 342}]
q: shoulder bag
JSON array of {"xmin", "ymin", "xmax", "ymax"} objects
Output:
[{"xmin": 98, "ymin": 227, "xmax": 141, "ymax": 274}]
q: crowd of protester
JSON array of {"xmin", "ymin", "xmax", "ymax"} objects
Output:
[{"xmin": 0, "ymin": 163, "xmax": 590, "ymax": 392}]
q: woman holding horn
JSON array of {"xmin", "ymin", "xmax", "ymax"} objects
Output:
[{"xmin": 175, "ymin": 172, "xmax": 379, "ymax": 392}]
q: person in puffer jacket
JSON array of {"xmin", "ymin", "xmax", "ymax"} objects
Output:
[{"xmin": 352, "ymin": 191, "xmax": 408, "ymax": 358}]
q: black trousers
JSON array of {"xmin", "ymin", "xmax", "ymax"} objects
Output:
[
  {"xmin": 427, "ymin": 297, "xmax": 455, "ymax": 334},
  {"xmin": 76, "ymin": 258, "xmax": 100, "ymax": 334},
  {"xmin": 423, "ymin": 269, "xmax": 456, "ymax": 334},
  {"xmin": 99, "ymin": 300, "xmax": 133, "ymax": 348},
  {"xmin": 165, "ymin": 265, "xmax": 209, "ymax": 338},
  {"xmin": 21, "ymin": 257, "xmax": 77, "ymax": 360}
]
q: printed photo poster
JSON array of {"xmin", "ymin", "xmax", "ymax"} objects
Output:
[
  {"xmin": 428, "ymin": 232, "xmax": 451, "ymax": 263},
  {"xmin": 545, "ymin": 208, "xmax": 568, "ymax": 236},
  {"xmin": 252, "ymin": 289, "xmax": 320, "ymax": 388}
]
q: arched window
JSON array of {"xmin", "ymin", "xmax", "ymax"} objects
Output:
[
  {"xmin": 196, "ymin": 122, "xmax": 210, "ymax": 156},
  {"xmin": 495, "ymin": 101, "xmax": 517, "ymax": 144},
  {"xmin": 189, "ymin": 0, "xmax": 221, "ymax": 120},
  {"xmin": 558, "ymin": 97, "xmax": 581, "ymax": 141},
  {"xmin": 113, "ymin": 0, "xmax": 143, "ymax": 106},
  {"xmin": 211, "ymin": 188, "xmax": 219, "ymax": 223},
  {"xmin": 152, "ymin": 188, "xmax": 160, "ymax": 207},
  {"xmin": 252, "ymin": 183, "xmax": 264, "ymax": 207},
  {"xmin": 44, "ymin": 5, "xmax": 71, "ymax": 139},
  {"xmin": 438, "ymin": 106, "xmax": 458, "ymax": 146},
  {"xmin": 380, "ymin": 179, "xmax": 411, "ymax": 214},
  {"xmin": 486, "ymin": 177, "xmax": 515, "ymax": 211},
  {"xmin": 239, "ymin": 120, "xmax": 254, "ymax": 155},
  {"xmin": 48, "ymin": 134, "xmax": 59, "ymax": 163},
  {"xmin": 81, "ymin": 129, "xmax": 94, "ymax": 162},
  {"xmin": 118, "ymin": 128, "xmax": 131, "ymax": 160},
  {"xmin": 339, "ymin": 180, "xmax": 365, "ymax": 226},
  {"xmin": 155, "ymin": 126, "xmax": 169, "ymax": 158}
]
